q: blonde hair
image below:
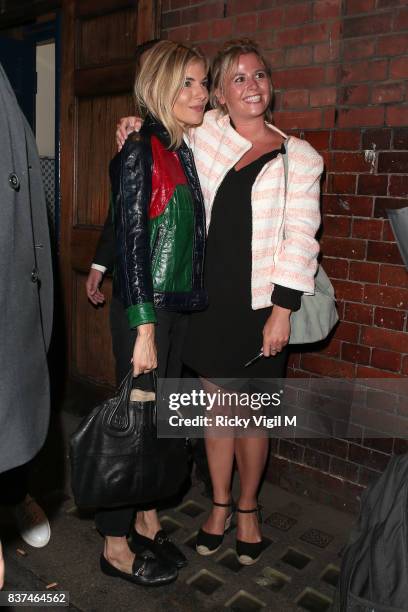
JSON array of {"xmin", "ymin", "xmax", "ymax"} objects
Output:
[
  {"xmin": 210, "ymin": 38, "xmax": 274, "ymax": 122},
  {"xmin": 135, "ymin": 40, "xmax": 207, "ymax": 149}
]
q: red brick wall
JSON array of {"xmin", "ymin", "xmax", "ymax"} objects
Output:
[{"xmin": 161, "ymin": 0, "xmax": 408, "ymax": 512}]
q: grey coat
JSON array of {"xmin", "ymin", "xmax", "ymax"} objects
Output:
[{"xmin": 0, "ymin": 64, "xmax": 53, "ymax": 474}]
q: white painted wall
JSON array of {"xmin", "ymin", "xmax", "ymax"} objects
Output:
[{"xmin": 36, "ymin": 42, "xmax": 55, "ymax": 157}]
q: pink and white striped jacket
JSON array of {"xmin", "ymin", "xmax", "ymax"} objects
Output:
[{"xmin": 190, "ymin": 110, "xmax": 324, "ymax": 310}]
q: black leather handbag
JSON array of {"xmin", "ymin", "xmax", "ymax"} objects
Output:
[{"xmin": 69, "ymin": 371, "xmax": 189, "ymax": 508}]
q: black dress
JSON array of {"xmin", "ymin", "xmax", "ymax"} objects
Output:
[{"xmin": 183, "ymin": 146, "xmax": 301, "ymax": 379}]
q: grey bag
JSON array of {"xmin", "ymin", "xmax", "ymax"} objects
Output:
[{"xmin": 281, "ymin": 141, "xmax": 339, "ymax": 344}]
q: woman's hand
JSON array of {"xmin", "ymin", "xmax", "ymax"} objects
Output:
[
  {"xmin": 86, "ymin": 268, "xmax": 105, "ymax": 305},
  {"xmin": 262, "ymin": 305, "xmax": 291, "ymax": 357},
  {"xmin": 132, "ymin": 323, "xmax": 157, "ymax": 376},
  {"xmin": 116, "ymin": 116, "xmax": 142, "ymax": 151}
]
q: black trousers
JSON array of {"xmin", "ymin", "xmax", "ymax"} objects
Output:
[
  {"xmin": 0, "ymin": 464, "xmax": 29, "ymax": 506},
  {"xmin": 94, "ymin": 298, "xmax": 189, "ymax": 537}
]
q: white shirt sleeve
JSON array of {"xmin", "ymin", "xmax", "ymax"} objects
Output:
[{"xmin": 91, "ymin": 263, "xmax": 107, "ymax": 274}]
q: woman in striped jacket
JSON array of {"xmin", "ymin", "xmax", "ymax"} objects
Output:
[{"xmin": 116, "ymin": 38, "xmax": 323, "ymax": 566}]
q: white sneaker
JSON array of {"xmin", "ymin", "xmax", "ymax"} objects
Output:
[{"xmin": 13, "ymin": 495, "xmax": 51, "ymax": 548}]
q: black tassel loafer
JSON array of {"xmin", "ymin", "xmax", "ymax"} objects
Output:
[
  {"xmin": 236, "ymin": 506, "xmax": 263, "ymax": 566},
  {"xmin": 129, "ymin": 529, "xmax": 187, "ymax": 569},
  {"xmin": 100, "ymin": 554, "xmax": 178, "ymax": 586}
]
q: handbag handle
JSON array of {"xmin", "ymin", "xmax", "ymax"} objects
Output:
[{"xmin": 106, "ymin": 369, "xmax": 158, "ymax": 433}]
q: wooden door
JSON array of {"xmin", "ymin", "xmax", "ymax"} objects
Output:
[{"xmin": 60, "ymin": 0, "xmax": 160, "ymax": 386}]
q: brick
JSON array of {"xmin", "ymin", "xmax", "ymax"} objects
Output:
[
  {"xmin": 306, "ymin": 130, "xmax": 330, "ymax": 150},
  {"xmin": 301, "ymin": 354, "xmax": 356, "ymax": 377},
  {"xmin": 229, "ymin": 0, "xmax": 262, "ymax": 14},
  {"xmin": 343, "ymin": 38, "xmax": 376, "ymax": 61},
  {"xmin": 304, "ymin": 448, "xmax": 330, "ymax": 471},
  {"xmin": 331, "ymin": 130, "xmax": 361, "ymax": 150},
  {"xmin": 378, "ymin": 151, "xmax": 408, "ymax": 173},
  {"xmin": 352, "ymin": 219, "xmax": 383, "ymax": 241},
  {"xmin": 313, "ymin": 41, "xmax": 340, "ymax": 63},
  {"xmin": 357, "ymin": 174, "xmax": 388, "ymax": 196},
  {"xmin": 386, "ymin": 106, "xmax": 408, "ymax": 127},
  {"xmin": 374, "ymin": 197, "xmax": 407, "ymax": 218},
  {"xmin": 361, "ymin": 128, "xmax": 391, "ymax": 150},
  {"xmin": 284, "ymin": 3, "xmax": 312, "ymax": 25},
  {"xmin": 321, "ymin": 236, "xmax": 366, "ymax": 259},
  {"xmin": 197, "ymin": 2, "xmax": 224, "ymax": 21},
  {"xmin": 394, "ymin": 437, "xmax": 408, "ymax": 453},
  {"xmin": 170, "ymin": 0, "xmax": 187, "ymax": 8},
  {"xmin": 339, "ymin": 84, "xmax": 370, "ymax": 105},
  {"xmin": 329, "ymin": 173, "xmax": 356, "ymax": 194},
  {"xmin": 235, "ymin": 13, "xmax": 257, "ymax": 33},
  {"xmin": 372, "ymin": 83, "xmax": 404, "ymax": 105},
  {"xmin": 364, "ymin": 284, "xmax": 408, "ymax": 309},
  {"xmin": 180, "ymin": 5, "xmax": 199, "ymax": 24},
  {"xmin": 349, "ymin": 443, "xmax": 390, "ymax": 471},
  {"xmin": 337, "ymin": 107, "xmax": 385, "ymax": 128},
  {"xmin": 285, "ymin": 46, "xmax": 313, "ymax": 67},
  {"xmin": 314, "ymin": 0, "xmax": 341, "ymax": 20},
  {"xmin": 332, "ymin": 279, "xmax": 365, "ymax": 301},
  {"xmin": 321, "ymin": 256, "xmax": 349, "ymax": 279},
  {"xmin": 382, "ymin": 219, "xmax": 395, "ymax": 241},
  {"xmin": 339, "ymin": 61, "xmax": 370, "ymax": 84},
  {"xmin": 393, "ymin": 7, "xmax": 408, "ymax": 31},
  {"xmin": 211, "ymin": 17, "xmax": 234, "ymax": 38},
  {"xmin": 345, "ymin": 0, "xmax": 375, "ymax": 13},
  {"xmin": 342, "ymin": 342, "xmax": 371, "ymax": 364},
  {"xmin": 377, "ymin": 0, "xmax": 408, "ymax": 7},
  {"xmin": 389, "ymin": 175, "xmax": 408, "ymax": 198},
  {"xmin": 379, "ymin": 264, "xmax": 408, "ymax": 288},
  {"xmin": 165, "ymin": 25, "xmax": 190, "ymax": 41},
  {"xmin": 323, "ymin": 215, "xmax": 351, "ymax": 236},
  {"xmin": 356, "ymin": 364, "xmax": 402, "ymax": 378},
  {"xmin": 367, "ymin": 241, "xmax": 403, "ymax": 265},
  {"xmin": 279, "ymin": 439, "xmax": 304, "ymax": 462},
  {"xmin": 333, "ymin": 321, "xmax": 359, "ymax": 342},
  {"xmin": 162, "ymin": 10, "xmax": 181, "ymax": 28},
  {"xmin": 330, "ymin": 457, "xmax": 359, "ymax": 482},
  {"xmin": 344, "ymin": 302, "xmax": 374, "ymax": 325},
  {"xmin": 343, "ymin": 12, "xmax": 392, "ymax": 38},
  {"xmin": 368, "ymin": 59, "xmax": 388, "ymax": 82},
  {"xmin": 393, "ymin": 128, "xmax": 408, "ymax": 149},
  {"xmin": 374, "ymin": 306, "xmax": 406, "ymax": 331},
  {"xmin": 190, "ymin": 21, "xmax": 211, "ymax": 40},
  {"xmin": 301, "ymin": 22, "xmax": 330, "ymax": 43},
  {"xmin": 273, "ymin": 66, "xmax": 326, "ymax": 89},
  {"xmin": 377, "ymin": 33, "xmax": 408, "ymax": 56},
  {"xmin": 323, "ymin": 108, "xmax": 336, "ymax": 128},
  {"xmin": 272, "ymin": 110, "xmax": 323, "ymax": 130},
  {"xmin": 258, "ymin": 7, "xmax": 284, "ymax": 29},
  {"xmin": 390, "ymin": 57, "xmax": 408, "ymax": 79},
  {"xmin": 349, "ymin": 260, "xmax": 380, "ymax": 282},
  {"xmin": 310, "ymin": 87, "xmax": 337, "ymax": 107},
  {"xmin": 331, "ymin": 152, "xmax": 371, "ymax": 173},
  {"xmin": 322, "ymin": 195, "xmax": 373, "ymax": 217},
  {"xmin": 307, "ymin": 438, "xmax": 350, "ymax": 461},
  {"xmin": 363, "ymin": 434, "xmax": 393, "ymax": 454},
  {"xmin": 371, "ymin": 348, "xmax": 401, "ymax": 372},
  {"xmin": 265, "ymin": 48, "xmax": 285, "ymax": 69},
  {"xmin": 282, "ymin": 89, "xmax": 309, "ymax": 109}
]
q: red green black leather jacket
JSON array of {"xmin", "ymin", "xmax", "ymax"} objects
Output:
[{"xmin": 110, "ymin": 115, "xmax": 207, "ymax": 328}]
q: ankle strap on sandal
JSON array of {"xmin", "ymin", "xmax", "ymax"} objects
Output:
[
  {"xmin": 236, "ymin": 507, "xmax": 258, "ymax": 513},
  {"xmin": 213, "ymin": 500, "xmax": 233, "ymax": 508}
]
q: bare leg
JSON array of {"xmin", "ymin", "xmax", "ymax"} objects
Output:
[
  {"xmin": 235, "ymin": 437, "xmax": 269, "ymax": 542},
  {"xmin": 103, "ymin": 536, "xmax": 135, "ymax": 573},
  {"xmin": 201, "ymin": 378, "xmax": 235, "ymax": 534},
  {"xmin": 134, "ymin": 509, "xmax": 162, "ymax": 539}
]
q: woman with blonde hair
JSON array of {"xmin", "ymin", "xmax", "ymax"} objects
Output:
[
  {"xmin": 117, "ymin": 38, "xmax": 323, "ymax": 566},
  {"xmin": 97, "ymin": 40, "xmax": 209, "ymax": 586}
]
